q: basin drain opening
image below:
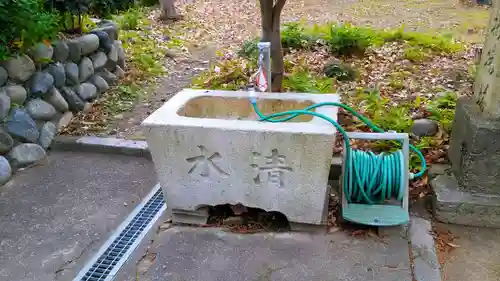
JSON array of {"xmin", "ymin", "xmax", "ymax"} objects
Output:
[{"xmin": 207, "ymin": 203, "xmax": 290, "ymax": 233}]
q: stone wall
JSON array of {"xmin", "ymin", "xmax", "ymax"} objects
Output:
[{"xmin": 0, "ymin": 20, "xmax": 125, "ymax": 185}]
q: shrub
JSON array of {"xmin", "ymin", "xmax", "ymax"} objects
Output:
[
  {"xmin": 0, "ymin": 0, "xmax": 60, "ymax": 60},
  {"xmin": 238, "ymin": 38, "xmax": 259, "ymax": 59},
  {"xmin": 325, "ymin": 24, "xmax": 379, "ymax": 56},
  {"xmin": 278, "ymin": 22, "xmax": 463, "ymax": 56},
  {"xmin": 281, "ymin": 22, "xmax": 313, "ymax": 49},
  {"xmin": 80, "ymin": 14, "xmax": 98, "ymax": 33},
  {"xmin": 117, "ymin": 7, "xmax": 143, "ymax": 30},
  {"xmin": 88, "ymin": 0, "xmax": 135, "ymax": 17},
  {"xmin": 426, "ymin": 91, "xmax": 457, "ymax": 132},
  {"xmin": 44, "ymin": 0, "xmax": 90, "ymax": 33},
  {"xmin": 141, "ymin": 0, "xmax": 158, "ymax": 6},
  {"xmin": 323, "ymin": 60, "xmax": 358, "ymax": 81}
]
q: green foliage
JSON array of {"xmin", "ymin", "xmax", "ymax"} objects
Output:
[
  {"xmin": 468, "ymin": 63, "xmax": 478, "ymax": 79},
  {"xmin": 238, "ymin": 38, "xmax": 260, "ymax": 59},
  {"xmin": 426, "ymin": 91, "xmax": 457, "ymax": 132},
  {"xmin": 120, "ymin": 28, "xmax": 165, "ymax": 78},
  {"xmin": 353, "ymin": 90, "xmax": 455, "ymax": 169},
  {"xmin": 276, "ymin": 22, "xmax": 463, "ymax": 57},
  {"xmin": 58, "ymin": 12, "xmax": 97, "ymax": 33},
  {"xmin": 135, "ymin": 53, "xmax": 163, "ymax": 74},
  {"xmin": 354, "ymin": 89, "xmax": 413, "ymax": 132},
  {"xmin": 388, "ymin": 79, "xmax": 404, "ymax": 90},
  {"xmin": 281, "ymin": 22, "xmax": 313, "ymax": 49},
  {"xmin": 81, "ymin": 14, "xmax": 98, "ymax": 33},
  {"xmin": 0, "ymin": 45, "xmax": 9, "ymax": 62},
  {"xmin": 0, "ymin": 0, "xmax": 60, "ymax": 60},
  {"xmin": 283, "ymin": 71, "xmax": 333, "ymax": 93},
  {"xmin": 307, "ymin": 23, "xmax": 331, "ymax": 43},
  {"xmin": 325, "ymin": 24, "xmax": 380, "ymax": 56},
  {"xmin": 49, "ymin": 0, "xmax": 139, "ymax": 20},
  {"xmin": 323, "ymin": 60, "xmax": 358, "ymax": 81},
  {"xmin": 104, "ymin": 84, "xmax": 143, "ymax": 114},
  {"xmin": 117, "ymin": 7, "xmax": 143, "ymax": 30},
  {"xmin": 88, "ymin": 0, "xmax": 135, "ymax": 17},
  {"xmin": 351, "ymin": 89, "xmax": 440, "ymax": 170},
  {"xmin": 380, "ymin": 106, "xmax": 414, "ymax": 132},
  {"xmin": 388, "ymin": 72, "xmax": 407, "ymax": 90},
  {"xmin": 44, "ymin": 0, "xmax": 89, "ymax": 33},
  {"xmin": 365, "ymin": 26, "xmax": 462, "ymax": 54},
  {"xmin": 407, "ymin": 136, "xmax": 438, "ymax": 170},
  {"xmin": 95, "ymin": 8, "xmax": 187, "ymax": 128},
  {"xmin": 403, "ymin": 46, "xmax": 430, "ymax": 62},
  {"xmin": 141, "ymin": 0, "xmax": 159, "ymax": 6},
  {"xmin": 399, "ymin": 31, "xmax": 463, "ymax": 54},
  {"xmin": 415, "ymin": 136, "xmax": 434, "ymax": 150}
]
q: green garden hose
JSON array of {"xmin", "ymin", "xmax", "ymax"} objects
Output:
[{"xmin": 250, "ymin": 99, "xmax": 426, "ymax": 205}]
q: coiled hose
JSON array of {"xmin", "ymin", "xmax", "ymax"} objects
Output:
[{"xmin": 250, "ymin": 99, "xmax": 426, "ymax": 205}]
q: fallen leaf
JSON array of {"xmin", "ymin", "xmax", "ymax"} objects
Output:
[
  {"xmin": 446, "ymin": 242, "xmax": 460, "ymax": 248},
  {"xmin": 328, "ymin": 226, "xmax": 341, "ymax": 233}
]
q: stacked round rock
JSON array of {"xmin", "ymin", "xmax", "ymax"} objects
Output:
[{"xmin": 0, "ymin": 20, "xmax": 126, "ymax": 185}]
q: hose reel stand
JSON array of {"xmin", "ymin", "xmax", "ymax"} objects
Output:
[{"xmin": 341, "ymin": 132, "xmax": 410, "ymax": 226}]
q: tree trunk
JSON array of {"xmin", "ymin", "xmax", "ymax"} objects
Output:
[
  {"xmin": 259, "ymin": 0, "xmax": 286, "ymax": 92},
  {"xmin": 159, "ymin": 0, "xmax": 183, "ymax": 21}
]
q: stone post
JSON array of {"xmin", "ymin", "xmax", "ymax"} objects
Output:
[
  {"xmin": 473, "ymin": 2, "xmax": 500, "ymax": 119},
  {"xmin": 431, "ymin": 2, "xmax": 500, "ymax": 228}
]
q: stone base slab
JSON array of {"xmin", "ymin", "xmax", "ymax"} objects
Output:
[
  {"xmin": 289, "ymin": 222, "xmax": 327, "ymax": 233},
  {"xmin": 431, "ymin": 174, "xmax": 500, "ymax": 228},
  {"xmin": 171, "ymin": 208, "xmax": 210, "ymax": 226},
  {"xmin": 170, "ymin": 208, "xmax": 329, "ymax": 233}
]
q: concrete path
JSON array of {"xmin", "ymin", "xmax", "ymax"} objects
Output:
[
  {"xmin": 438, "ymin": 224, "xmax": 500, "ymax": 281},
  {"xmin": 0, "ymin": 144, "xmax": 434, "ymax": 281},
  {"xmin": 116, "ymin": 224, "xmax": 413, "ymax": 281},
  {"xmin": 0, "ymin": 151, "xmax": 157, "ymax": 281}
]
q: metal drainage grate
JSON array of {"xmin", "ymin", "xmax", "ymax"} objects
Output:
[{"xmin": 73, "ymin": 184, "xmax": 166, "ymax": 281}]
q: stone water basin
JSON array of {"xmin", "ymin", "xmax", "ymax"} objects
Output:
[{"xmin": 142, "ymin": 89, "xmax": 340, "ymax": 227}]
